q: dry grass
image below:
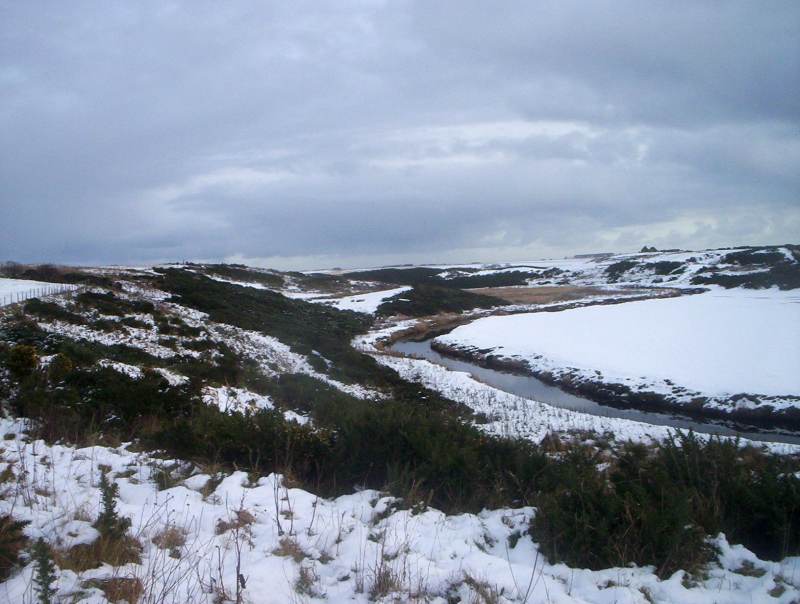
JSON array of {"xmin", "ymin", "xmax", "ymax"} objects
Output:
[
  {"xmin": 273, "ymin": 536, "xmax": 307, "ymax": 562},
  {"xmin": 151, "ymin": 525, "xmax": 187, "ymax": 558},
  {"xmin": 295, "ymin": 562, "xmax": 322, "ymax": 597},
  {"xmin": 732, "ymin": 560, "xmax": 766, "ymax": 577},
  {"xmin": 83, "ymin": 577, "xmax": 143, "ymax": 603},
  {"xmin": 215, "ymin": 508, "xmax": 255, "ymax": 535},
  {"xmin": 374, "ymin": 312, "xmax": 473, "ymax": 349},
  {"xmin": 468, "ymin": 285, "xmax": 623, "ymax": 305},
  {"xmin": 368, "ymin": 562, "xmax": 401, "ymax": 600},
  {"xmin": 462, "ymin": 573, "xmax": 502, "ymax": 604},
  {"xmin": 54, "ymin": 535, "xmax": 142, "ymax": 572}
]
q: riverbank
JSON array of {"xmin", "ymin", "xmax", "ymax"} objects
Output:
[{"xmin": 431, "ymin": 289, "xmax": 800, "ymax": 433}]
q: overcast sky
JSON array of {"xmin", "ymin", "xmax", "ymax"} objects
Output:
[{"xmin": 1, "ymin": 1, "xmax": 798, "ymax": 269}]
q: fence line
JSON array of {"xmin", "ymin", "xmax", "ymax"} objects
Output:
[{"xmin": 0, "ymin": 283, "xmax": 85, "ymax": 309}]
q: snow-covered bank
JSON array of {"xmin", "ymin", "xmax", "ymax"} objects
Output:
[
  {"xmin": 371, "ymin": 348, "xmax": 800, "ymax": 456},
  {"xmin": 434, "ymin": 288, "xmax": 800, "ymax": 419},
  {"xmin": 0, "ymin": 418, "xmax": 796, "ymax": 604}
]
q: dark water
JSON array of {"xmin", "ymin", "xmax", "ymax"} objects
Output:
[{"xmin": 391, "ymin": 338, "xmax": 800, "ymax": 446}]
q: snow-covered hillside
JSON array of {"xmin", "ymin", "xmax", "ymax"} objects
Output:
[{"xmin": 343, "ymin": 245, "xmax": 798, "ymax": 292}]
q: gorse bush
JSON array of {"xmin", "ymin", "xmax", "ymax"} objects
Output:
[
  {"xmin": 340, "ymin": 266, "xmax": 541, "ymax": 289},
  {"xmin": 75, "ymin": 291, "xmax": 154, "ymax": 316},
  {"xmin": 531, "ymin": 433, "xmax": 800, "ymax": 577},
  {"xmin": 531, "ymin": 444, "xmax": 707, "ymax": 577},
  {"xmin": 24, "ymin": 299, "xmax": 87, "ymax": 325},
  {"xmin": 197, "ymin": 263, "xmax": 284, "ymax": 288},
  {"xmin": 0, "ymin": 515, "xmax": 29, "ymax": 580},
  {"xmin": 604, "ymin": 260, "xmax": 639, "ymax": 281},
  {"xmin": 376, "ymin": 285, "xmax": 508, "ymax": 317},
  {"xmin": 5, "ymin": 344, "xmax": 39, "ymax": 379}
]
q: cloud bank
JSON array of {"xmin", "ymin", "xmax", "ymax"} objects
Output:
[{"xmin": 1, "ymin": 1, "xmax": 798, "ymax": 269}]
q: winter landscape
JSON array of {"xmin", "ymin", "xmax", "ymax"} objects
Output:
[
  {"xmin": 0, "ymin": 246, "xmax": 798, "ymax": 603},
  {"xmin": 2, "ymin": 2, "xmax": 799, "ymax": 603}
]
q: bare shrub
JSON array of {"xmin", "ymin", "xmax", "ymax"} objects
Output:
[
  {"xmin": 215, "ymin": 509, "xmax": 255, "ymax": 535},
  {"xmin": 83, "ymin": 577, "xmax": 143, "ymax": 603},
  {"xmin": 273, "ymin": 536, "xmax": 306, "ymax": 562},
  {"xmin": 151, "ymin": 525, "xmax": 187, "ymax": 559},
  {"xmin": 295, "ymin": 562, "xmax": 323, "ymax": 598}
]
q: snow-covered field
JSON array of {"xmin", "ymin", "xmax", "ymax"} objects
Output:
[
  {"xmin": 434, "ymin": 288, "xmax": 800, "ymax": 414},
  {"xmin": 0, "ymin": 278, "xmax": 77, "ymax": 307},
  {"xmin": 0, "ymin": 418, "xmax": 795, "ymax": 604}
]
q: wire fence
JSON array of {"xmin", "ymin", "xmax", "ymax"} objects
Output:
[{"xmin": 0, "ymin": 283, "xmax": 85, "ymax": 309}]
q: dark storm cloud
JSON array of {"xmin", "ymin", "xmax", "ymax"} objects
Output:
[{"xmin": 1, "ymin": 1, "xmax": 798, "ymax": 269}]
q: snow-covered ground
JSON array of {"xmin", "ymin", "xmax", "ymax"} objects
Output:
[
  {"xmin": 0, "ymin": 278, "xmax": 77, "ymax": 307},
  {"xmin": 312, "ymin": 286, "xmax": 411, "ymax": 314},
  {"xmin": 0, "ymin": 417, "xmax": 796, "ymax": 604},
  {"xmin": 434, "ymin": 288, "xmax": 800, "ymax": 414}
]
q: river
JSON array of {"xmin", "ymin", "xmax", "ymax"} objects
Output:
[{"xmin": 390, "ymin": 337, "xmax": 800, "ymax": 446}]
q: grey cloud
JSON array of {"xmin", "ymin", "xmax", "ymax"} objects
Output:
[{"xmin": 1, "ymin": 1, "xmax": 798, "ymax": 268}]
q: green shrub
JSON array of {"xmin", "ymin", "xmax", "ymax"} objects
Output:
[
  {"xmin": 94, "ymin": 471, "xmax": 131, "ymax": 541},
  {"xmin": 47, "ymin": 353, "xmax": 74, "ymax": 383},
  {"xmin": 199, "ymin": 264, "xmax": 284, "ymax": 288},
  {"xmin": 0, "ymin": 514, "xmax": 30, "ymax": 580},
  {"xmin": 76, "ymin": 291, "xmax": 154, "ymax": 316},
  {"xmin": 650, "ymin": 261, "xmax": 684, "ymax": 276},
  {"xmin": 376, "ymin": 285, "xmax": 508, "ymax": 317},
  {"xmin": 605, "ymin": 260, "xmax": 638, "ymax": 281},
  {"xmin": 341, "ymin": 267, "xmax": 445, "ymax": 285},
  {"xmin": 24, "ymin": 299, "xmax": 86, "ymax": 324},
  {"xmin": 5, "ymin": 344, "xmax": 39, "ymax": 379},
  {"xmin": 32, "ymin": 538, "xmax": 57, "ymax": 604},
  {"xmin": 531, "ymin": 434, "xmax": 800, "ymax": 576}
]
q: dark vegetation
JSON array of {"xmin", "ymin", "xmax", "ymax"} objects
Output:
[
  {"xmin": 75, "ymin": 291, "xmax": 155, "ymax": 316},
  {"xmin": 2, "ymin": 265, "xmax": 799, "ymax": 579},
  {"xmin": 650, "ymin": 261, "xmax": 684, "ymax": 276},
  {"xmin": 341, "ymin": 267, "xmax": 443, "ymax": 285},
  {"xmin": 94, "ymin": 471, "xmax": 133, "ymax": 541},
  {"xmin": 441, "ymin": 271, "xmax": 540, "ymax": 288},
  {"xmin": 692, "ymin": 258, "xmax": 800, "ymax": 290},
  {"xmin": 24, "ymin": 299, "xmax": 87, "ymax": 325},
  {"xmin": 288, "ymin": 271, "xmax": 355, "ymax": 293},
  {"xmin": 0, "ymin": 515, "xmax": 29, "ymax": 580},
  {"xmin": 722, "ymin": 248, "xmax": 788, "ymax": 266},
  {"xmin": 0, "ymin": 262, "xmax": 111, "ymax": 286},
  {"xmin": 376, "ymin": 284, "xmax": 508, "ymax": 317},
  {"xmin": 194, "ymin": 263, "xmax": 284, "ymax": 288},
  {"xmin": 342, "ymin": 266, "xmax": 542, "ymax": 289},
  {"xmin": 32, "ymin": 538, "xmax": 56, "ymax": 604},
  {"xmin": 532, "ymin": 433, "xmax": 799, "ymax": 576},
  {"xmin": 604, "ymin": 259, "xmax": 639, "ymax": 281}
]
